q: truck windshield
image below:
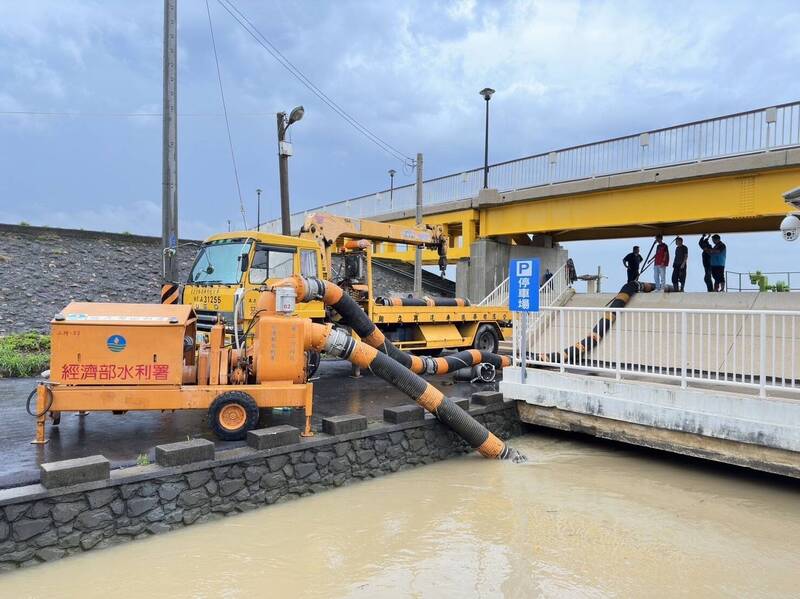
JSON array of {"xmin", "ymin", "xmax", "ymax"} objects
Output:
[{"xmin": 189, "ymin": 240, "xmax": 252, "ymax": 285}]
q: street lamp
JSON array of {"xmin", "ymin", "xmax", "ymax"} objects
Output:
[
  {"xmin": 256, "ymin": 188, "xmax": 262, "ymax": 231},
  {"xmin": 276, "ymin": 105, "xmax": 304, "ymax": 235},
  {"xmin": 388, "ymin": 169, "xmax": 396, "ymax": 208},
  {"xmin": 479, "ymin": 87, "xmax": 495, "ymax": 189}
]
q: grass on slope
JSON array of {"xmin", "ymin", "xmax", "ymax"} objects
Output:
[{"xmin": 0, "ymin": 333, "xmax": 50, "ymax": 378}]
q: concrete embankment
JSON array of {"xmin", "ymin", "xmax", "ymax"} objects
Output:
[{"xmin": 0, "ymin": 394, "xmax": 519, "ymax": 571}]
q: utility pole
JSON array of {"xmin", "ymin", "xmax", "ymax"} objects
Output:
[
  {"xmin": 161, "ymin": 0, "xmax": 178, "ymax": 282},
  {"xmin": 414, "ymin": 153, "xmax": 423, "ymax": 296},
  {"xmin": 256, "ymin": 188, "xmax": 262, "ymax": 231},
  {"xmin": 276, "ymin": 106, "xmax": 304, "ymax": 235}
]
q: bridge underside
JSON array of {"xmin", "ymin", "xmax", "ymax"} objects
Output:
[{"xmin": 376, "ymin": 153, "xmax": 800, "ymax": 263}]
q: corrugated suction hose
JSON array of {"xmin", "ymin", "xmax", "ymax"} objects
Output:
[
  {"xmin": 533, "ymin": 281, "xmax": 655, "ymax": 364},
  {"xmin": 275, "ymin": 276, "xmax": 509, "ymax": 376},
  {"xmin": 308, "ymin": 323, "xmax": 525, "ymax": 462}
]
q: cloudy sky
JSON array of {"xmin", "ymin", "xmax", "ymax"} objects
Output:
[{"xmin": 1, "ymin": 0, "xmax": 799, "ymax": 291}]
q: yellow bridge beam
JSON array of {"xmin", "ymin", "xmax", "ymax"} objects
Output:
[{"xmin": 376, "ymin": 164, "xmax": 799, "ymax": 262}]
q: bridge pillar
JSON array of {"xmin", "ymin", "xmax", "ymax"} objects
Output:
[{"xmin": 456, "ymin": 236, "xmax": 568, "ymax": 302}]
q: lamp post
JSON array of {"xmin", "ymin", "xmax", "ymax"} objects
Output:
[
  {"xmin": 479, "ymin": 87, "xmax": 495, "ymax": 189},
  {"xmin": 256, "ymin": 188, "xmax": 262, "ymax": 231},
  {"xmin": 276, "ymin": 105, "xmax": 304, "ymax": 235},
  {"xmin": 388, "ymin": 169, "xmax": 396, "ymax": 208}
]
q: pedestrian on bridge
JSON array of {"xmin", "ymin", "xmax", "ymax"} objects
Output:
[
  {"xmin": 623, "ymin": 246, "xmax": 643, "ymax": 283},
  {"xmin": 705, "ymin": 234, "xmax": 727, "ymax": 291},
  {"xmin": 698, "ymin": 234, "xmax": 714, "ymax": 291},
  {"xmin": 653, "ymin": 234, "xmax": 670, "ymax": 291},
  {"xmin": 671, "ymin": 237, "xmax": 688, "ymax": 292}
]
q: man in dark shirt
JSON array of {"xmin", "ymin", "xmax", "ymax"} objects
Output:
[
  {"xmin": 706, "ymin": 234, "xmax": 727, "ymax": 291},
  {"xmin": 698, "ymin": 234, "xmax": 713, "ymax": 291},
  {"xmin": 671, "ymin": 237, "xmax": 688, "ymax": 292},
  {"xmin": 622, "ymin": 246, "xmax": 642, "ymax": 283}
]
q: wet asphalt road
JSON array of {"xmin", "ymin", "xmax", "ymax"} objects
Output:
[{"xmin": 0, "ymin": 360, "xmax": 493, "ymax": 488}]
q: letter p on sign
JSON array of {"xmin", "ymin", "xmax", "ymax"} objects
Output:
[{"xmin": 516, "ymin": 260, "xmax": 533, "ymax": 277}]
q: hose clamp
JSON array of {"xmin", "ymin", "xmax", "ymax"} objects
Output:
[
  {"xmin": 323, "ymin": 327, "xmax": 353, "ymax": 359},
  {"xmin": 303, "ymin": 277, "xmax": 326, "ymax": 301},
  {"xmin": 422, "ymin": 356, "xmax": 438, "ymax": 375}
]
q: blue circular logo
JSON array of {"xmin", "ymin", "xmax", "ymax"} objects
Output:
[{"xmin": 107, "ymin": 335, "xmax": 127, "ymax": 352}]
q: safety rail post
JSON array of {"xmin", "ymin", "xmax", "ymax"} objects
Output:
[
  {"xmin": 759, "ymin": 311, "xmax": 767, "ymax": 398},
  {"xmin": 680, "ymin": 310, "xmax": 688, "ymax": 388},
  {"xmin": 615, "ymin": 308, "xmax": 621, "ymax": 380},
  {"xmin": 559, "ymin": 309, "xmax": 566, "ymax": 373}
]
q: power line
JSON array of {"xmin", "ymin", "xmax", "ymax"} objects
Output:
[
  {"xmin": 0, "ymin": 110, "xmax": 281, "ymax": 118},
  {"xmin": 205, "ymin": 0, "xmax": 247, "ymax": 229},
  {"xmin": 216, "ymin": 0, "xmax": 415, "ymax": 167}
]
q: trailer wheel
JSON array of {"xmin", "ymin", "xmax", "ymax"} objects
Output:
[
  {"xmin": 209, "ymin": 391, "xmax": 259, "ymax": 441},
  {"xmin": 473, "ymin": 324, "xmax": 499, "ymax": 353}
]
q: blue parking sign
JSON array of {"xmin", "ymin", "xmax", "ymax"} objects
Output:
[{"xmin": 509, "ymin": 259, "xmax": 540, "ymax": 312}]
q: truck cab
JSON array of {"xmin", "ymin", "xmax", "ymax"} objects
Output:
[{"xmin": 182, "ymin": 231, "xmax": 326, "ymax": 336}]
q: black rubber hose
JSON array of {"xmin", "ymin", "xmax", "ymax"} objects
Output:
[
  {"xmin": 434, "ymin": 397, "xmax": 490, "ymax": 448},
  {"xmin": 26, "ymin": 385, "xmax": 53, "ymax": 418},
  {"xmin": 533, "ymin": 281, "xmax": 653, "ymax": 364},
  {"xmin": 320, "ymin": 326, "xmax": 525, "ymax": 462}
]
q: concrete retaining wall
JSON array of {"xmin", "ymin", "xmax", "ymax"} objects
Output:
[{"xmin": 0, "ymin": 399, "xmax": 520, "ymax": 571}]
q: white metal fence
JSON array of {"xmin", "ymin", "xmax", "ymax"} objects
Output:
[
  {"xmin": 477, "ymin": 263, "xmax": 571, "ymax": 308},
  {"xmin": 513, "ymin": 306, "xmax": 800, "ymax": 397},
  {"xmin": 263, "ymin": 101, "xmax": 800, "ymax": 232}
]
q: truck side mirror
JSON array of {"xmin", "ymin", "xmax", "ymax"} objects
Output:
[{"xmin": 240, "ymin": 254, "xmax": 250, "ymax": 272}]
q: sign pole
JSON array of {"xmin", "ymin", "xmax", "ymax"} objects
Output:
[{"xmin": 520, "ymin": 312, "xmax": 528, "ymax": 383}]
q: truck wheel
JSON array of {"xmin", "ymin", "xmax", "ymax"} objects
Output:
[
  {"xmin": 473, "ymin": 324, "xmax": 499, "ymax": 353},
  {"xmin": 306, "ymin": 350, "xmax": 321, "ymax": 378},
  {"xmin": 209, "ymin": 391, "xmax": 259, "ymax": 441}
]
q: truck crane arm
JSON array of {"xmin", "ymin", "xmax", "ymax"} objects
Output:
[{"xmin": 298, "ymin": 212, "xmax": 449, "ymax": 277}]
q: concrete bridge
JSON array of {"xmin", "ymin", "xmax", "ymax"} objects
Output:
[
  {"xmin": 500, "ymin": 286, "xmax": 800, "ymax": 478},
  {"xmin": 267, "ymin": 101, "xmax": 800, "ymax": 301}
]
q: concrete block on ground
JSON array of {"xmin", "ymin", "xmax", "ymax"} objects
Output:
[
  {"xmin": 448, "ymin": 397, "xmax": 470, "ymax": 411},
  {"xmin": 322, "ymin": 414, "xmax": 367, "ymax": 436},
  {"xmin": 247, "ymin": 425, "xmax": 300, "ymax": 450},
  {"xmin": 40, "ymin": 455, "xmax": 110, "ymax": 489},
  {"xmin": 155, "ymin": 439, "xmax": 214, "ymax": 467},
  {"xmin": 472, "ymin": 391, "xmax": 504, "ymax": 406},
  {"xmin": 383, "ymin": 405, "xmax": 425, "ymax": 424}
]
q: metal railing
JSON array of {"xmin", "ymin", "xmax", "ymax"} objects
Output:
[
  {"xmin": 477, "ymin": 263, "xmax": 571, "ymax": 308},
  {"xmin": 264, "ymin": 101, "xmax": 800, "ymax": 231},
  {"xmin": 513, "ymin": 306, "xmax": 800, "ymax": 398},
  {"xmin": 726, "ymin": 271, "xmax": 800, "ymax": 292}
]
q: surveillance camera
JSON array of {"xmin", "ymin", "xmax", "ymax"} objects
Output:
[{"xmin": 780, "ymin": 213, "xmax": 800, "ymax": 242}]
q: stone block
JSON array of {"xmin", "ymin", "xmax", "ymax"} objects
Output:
[
  {"xmin": 448, "ymin": 397, "xmax": 470, "ymax": 411},
  {"xmin": 247, "ymin": 425, "xmax": 300, "ymax": 450},
  {"xmin": 40, "ymin": 455, "xmax": 110, "ymax": 489},
  {"xmin": 471, "ymin": 391, "xmax": 504, "ymax": 406},
  {"xmin": 322, "ymin": 414, "xmax": 367, "ymax": 436},
  {"xmin": 383, "ymin": 405, "xmax": 425, "ymax": 424},
  {"xmin": 155, "ymin": 439, "xmax": 214, "ymax": 467}
]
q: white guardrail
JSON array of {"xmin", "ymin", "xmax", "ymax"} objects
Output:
[
  {"xmin": 478, "ymin": 263, "xmax": 570, "ymax": 308},
  {"xmin": 263, "ymin": 101, "xmax": 800, "ymax": 232},
  {"xmin": 513, "ymin": 306, "xmax": 800, "ymax": 398}
]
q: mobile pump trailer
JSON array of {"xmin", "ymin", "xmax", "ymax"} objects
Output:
[{"xmin": 181, "ymin": 213, "xmax": 512, "ymax": 355}]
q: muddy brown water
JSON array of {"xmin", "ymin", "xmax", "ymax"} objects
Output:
[{"xmin": 2, "ymin": 434, "xmax": 799, "ymax": 598}]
